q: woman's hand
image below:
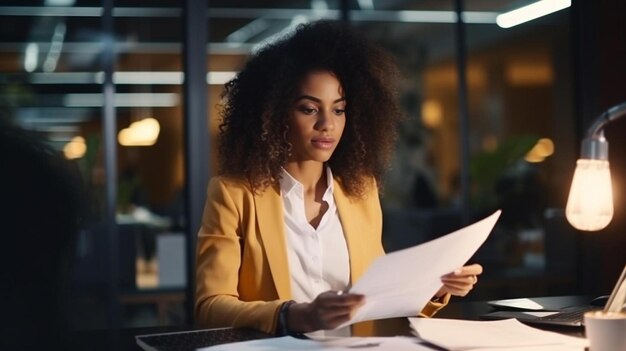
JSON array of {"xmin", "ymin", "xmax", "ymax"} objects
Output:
[
  {"xmin": 287, "ymin": 291, "xmax": 365, "ymax": 333},
  {"xmin": 435, "ymin": 263, "xmax": 483, "ymax": 298}
]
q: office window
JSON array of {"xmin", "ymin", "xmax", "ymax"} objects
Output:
[
  {"xmin": 341, "ymin": 2, "xmax": 462, "ymax": 253},
  {"xmin": 112, "ymin": 6, "xmax": 187, "ymax": 327},
  {"xmin": 0, "ymin": 2, "xmax": 190, "ymax": 329},
  {"xmin": 0, "ymin": 6, "xmax": 112, "ymax": 327},
  {"xmin": 464, "ymin": 2, "xmax": 576, "ymax": 298}
]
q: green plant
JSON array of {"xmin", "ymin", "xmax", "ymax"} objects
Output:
[{"xmin": 470, "ymin": 135, "xmax": 540, "ymax": 210}]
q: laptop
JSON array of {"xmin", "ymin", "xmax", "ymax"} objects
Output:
[
  {"xmin": 481, "ymin": 302, "xmax": 601, "ymax": 327},
  {"xmin": 135, "ymin": 327, "xmax": 271, "ymax": 351},
  {"xmin": 481, "ymin": 264, "xmax": 626, "ymax": 327}
]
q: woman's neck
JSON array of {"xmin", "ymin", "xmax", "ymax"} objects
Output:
[{"xmin": 283, "ymin": 161, "xmax": 326, "ymax": 192}]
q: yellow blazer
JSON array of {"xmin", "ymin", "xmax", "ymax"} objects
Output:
[{"xmin": 195, "ymin": 176, "xmax": 448, "ymax": 335}]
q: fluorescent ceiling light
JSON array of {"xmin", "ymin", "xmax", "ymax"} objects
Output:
[
  {"xmin": 63, "ymin": 93, "xmax": 179, "ymax": 107},
  {"xmin": 357, "ymin": 0, "xmax": 374, "ymax": 10},
  {"xmin": 45, "ymin": 0, "xmax": 76, "ymax": 5},
  {"xmin": 462, "ymin": 12, "xmax": 499, "ymax": 24},
  {"xmin": 496, "ymin": 0, "xmax": 571, "ymax": 28},
  {"xmin": 24, "ymin": 43, "xmax": 39, "ymax": 72},
  {"xmin": 111, "ymin": 71, "xmax": 184, "ymax": 85},
  {"xmin": 311, "ymin": 0, "xmax": 329, "ymax": 11},
  {"xmin": 29, "ymin": 72, "xmax": 97, "ymax": 84},
  {"xmin": 0, "ymin": 6, "xmax": 498, "ymax": 24},
  {"xmin": 226, "ymin": 19, "xmax": 270, "ymax": 44},
  {"xmin": 43, "ymin": 22, "xmax": 66, "ymax": 72},
  {"xmin": 207, "ymin": 71, "xmax": 237, "ymax": 85},
  {"xmin": 26, "ymin": 71, "xmax": 236, "ymax": 85}
]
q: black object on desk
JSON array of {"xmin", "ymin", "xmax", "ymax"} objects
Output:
[
  {"xmin": 480, "ymin": 295, "xmax": 603, "ymax": 327},
  {"xmin": 135, "ymin": 327, "xmax": 271, "ymax": 351}
]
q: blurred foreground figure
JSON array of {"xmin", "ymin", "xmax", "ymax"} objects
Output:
[{"xmin": 0, "ymin": 123, "xmax": 83, "ymax": 350}]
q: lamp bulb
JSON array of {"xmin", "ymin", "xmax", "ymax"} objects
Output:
[{"xmin": 565, "ymin": 159, "xmax": 613, "ymax": 231}]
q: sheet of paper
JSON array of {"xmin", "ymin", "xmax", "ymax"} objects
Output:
[
  {"xmin": 488, "ymin": 297, "xmax": 547, "ymax": 310},
  {"xmin": 198, "ymin": 336, "xmax": 433, "ymax": 351},
  {"xmin": 409, "ymin": 317, "xmax": 588, "ymax": 350},
  {"xmin": 339, "ymin": 210, "xmax": 501, "ymax": 327}
]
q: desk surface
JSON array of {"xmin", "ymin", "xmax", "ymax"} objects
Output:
[{"xmin": 67, "ymin": 295, "xmax": 589, "ymax": 351}]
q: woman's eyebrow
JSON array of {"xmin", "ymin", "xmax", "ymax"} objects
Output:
[{"xmin": 295, "ymin": 95, "xmax": 346, "ymax": 103}]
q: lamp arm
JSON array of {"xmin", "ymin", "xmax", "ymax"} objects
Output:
[
  {"xmin": 586, "ymin": 102, "xmax": 626, "ymax": 139},
  {"xmin": 581, "ymin": 101, "xmax": 626, "ymax": 160}
]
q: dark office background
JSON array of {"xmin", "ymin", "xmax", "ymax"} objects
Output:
[{"xmin": 0, "ymin": 0, "xmax": 624, "ymax": 331}]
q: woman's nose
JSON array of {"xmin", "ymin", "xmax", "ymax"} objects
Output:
[{"xmin": 316, "ymin": 110, "xmax": 335, "ymax": 131}]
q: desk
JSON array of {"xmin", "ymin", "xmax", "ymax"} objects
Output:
[
  {"xmin": 119, "ymin": 287, "xmax": 186, "ymax": 325},
  {"xmin": 67, "ymin": 296, "xmax": 588, "ymax": 351}
]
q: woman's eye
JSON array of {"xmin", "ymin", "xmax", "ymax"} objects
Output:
[
  {"xmin": 334, "ymin": 108, "xmax": 345, "ymax": 115},
  {"xmin": 298, "ymin": 106, "xmax": 317, "ymax": 115}
]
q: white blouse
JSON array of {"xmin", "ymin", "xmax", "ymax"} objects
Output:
[{"xmin": 279, "ymin": 167, "xmax": 351, "ymax": 305}]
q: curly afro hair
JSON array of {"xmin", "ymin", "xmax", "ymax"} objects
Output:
[{"xmin": 218, "ymin": 20, "xmax": 403, "ymax": 197}]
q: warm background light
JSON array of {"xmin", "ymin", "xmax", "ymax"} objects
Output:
[
  {"xmin": 525, "ymin": 138, "xmax": 554, "ymax": 163},
  {"xmin": 506, "ymin": 62, "xmax": 553, "ymax": 86},
  {"xmin": 63, "ymin": 135, "xmax": 86, "ymax": 159},
  {"xmin": 118, "ymin": 118, "xmax": 161, "ymax": 146},
  {"xmin": 421, "ymin": 99, "xmax": 443, "ymax": 129}
]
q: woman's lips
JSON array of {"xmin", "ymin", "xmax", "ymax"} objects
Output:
[{"xmin": 311, "ymin": 138, "xmax": 335, "ymax": 149}]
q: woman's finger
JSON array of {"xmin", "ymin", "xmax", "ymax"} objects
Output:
[
  {"xmin": 442, "ymin": 280, "xmax": 474, "ymax": 290},
  {"xmin": 309, "ymin": 290, "xmax": 366, "ymax": 330},
  {"xmin": 314, "ymin": 304, "xmax": 363, "ymax": 329},
  {"xmin": 454, "ymin": 264, "xmax": 483, "ymax": 275},
  {"xmin": 442, "ymin": 281, "xmax": 473, "ymax": 294},
  {"xmin": 442, "ymin": 275, "xmax": 478, "ymax": 285},
  {"xmin": 317, "ymin": 291, "xmax": 365, "ymax": 306}
]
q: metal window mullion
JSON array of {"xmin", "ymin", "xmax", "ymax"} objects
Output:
[
  {"xmin": 102, "ymin": 0, "xmax": 120, "ymax": 328},
  {"xmin": 455, "ymin": 0, "xmax": 471, "ymax": 225},
  {"xmin": 183, "ymin": 0, "xmax": 209, "ymax": 325}
]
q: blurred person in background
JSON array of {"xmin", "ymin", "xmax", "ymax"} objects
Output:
[{"xmin": 0, "ymin": 122, "xmax": 84, "ymax": 349}]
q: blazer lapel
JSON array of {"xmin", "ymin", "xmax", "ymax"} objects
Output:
[
  {"xmin": 333, "ymin": 179, "xmax": 367, "ymax": 286},
  {"xmin": 254, "ymin": 184, "xmax": 292, "ymax": 299}
]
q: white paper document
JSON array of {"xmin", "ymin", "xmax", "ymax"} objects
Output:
[
  {"xmin": 339, "ymin": 210, "xmax": 501, "ymax": 328},
  {"xmin": 409, "ymin": 317, "xmax": 588, "ymax": 350},
  {"xmin": 487, "ymin": 297, "xmax": 547, "ymax": 310},
  {"xmin": 198, "ymin": 336, "xmax": 433, "ymax": 351}
]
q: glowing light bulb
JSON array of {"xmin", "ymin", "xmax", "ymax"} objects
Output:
[{"xmin": 565, "ymin": 159, "xmax": 613, "ymax": 231}]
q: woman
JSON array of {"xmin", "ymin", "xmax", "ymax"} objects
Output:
[{"xmin": 195, "ymin": 21, "xmax": 482, "ymax": 336}]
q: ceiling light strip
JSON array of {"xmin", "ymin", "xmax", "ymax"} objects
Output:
[
  {"xmin": 1, "ymin": 6, "xmax": 497, "ymax": 23},
  {"xmin": 24, "ymin": 71, "xmax": 236, "ymax": 85},
  {"xmin": 63, "ymin": 93, "xmax": 179, "ymax": 107},
  {"xmin": 496, "ymin": 0, "xmax": 571, "ymax": 28}
]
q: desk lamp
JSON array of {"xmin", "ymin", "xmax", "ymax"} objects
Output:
[{"xmin": 566, "ymin": 102, "xmax": 626, "ymax": 231}]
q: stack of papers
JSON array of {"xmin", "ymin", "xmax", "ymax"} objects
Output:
[
  {"xmin": 409, "ymin": 318, "xmax": 588, "ymax": 350},
  {"xmin": 199, "ymin": 318, "xmax": 588, "ymax": 351}
]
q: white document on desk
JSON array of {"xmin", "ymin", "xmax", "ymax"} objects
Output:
[
  {"xmin": 198, "ymin": 336, "xmax": 433, "ymax": 351},
  {"xmin": 339, "ymin": 210, "xmax": 501, "ymax": 328},
  {"xmin": 409, "ymin": 318, "xmax": 588, "ymax": 350}
]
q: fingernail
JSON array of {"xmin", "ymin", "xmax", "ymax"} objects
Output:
[{"xmin": 454, "ymin": 269, "xmax": 462, "ymax": 275}]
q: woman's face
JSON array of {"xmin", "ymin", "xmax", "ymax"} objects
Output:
[{"xmin": 287, "ymin": 71, "xmax": 346, "ymax": 164}]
